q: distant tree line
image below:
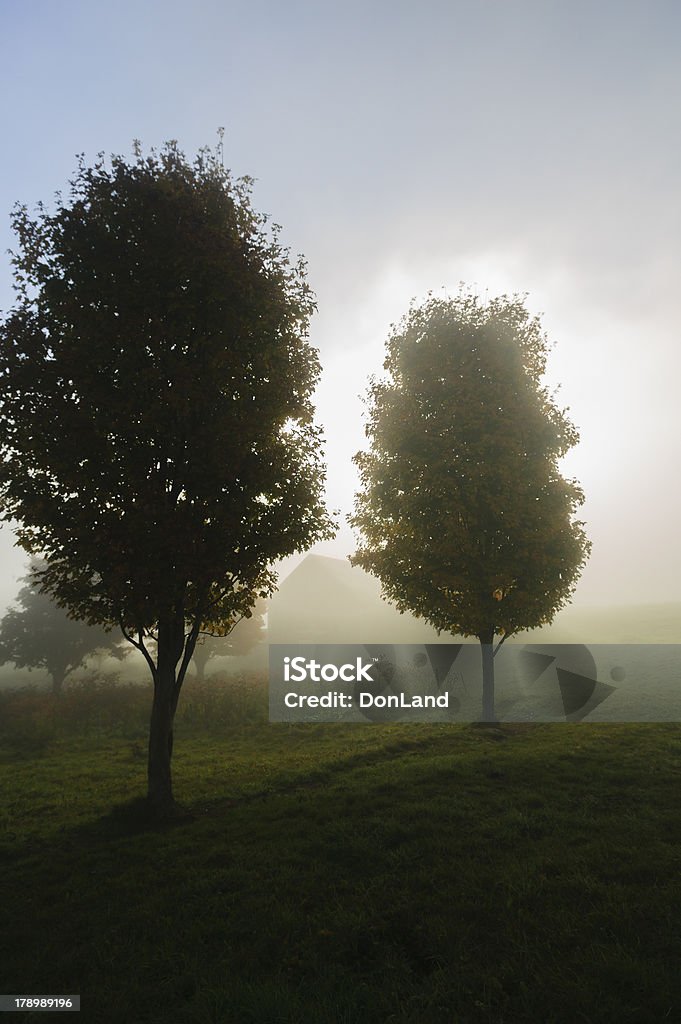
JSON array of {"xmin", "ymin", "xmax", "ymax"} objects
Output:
[
  {"xmin": 0, "ymin": 560, "xmax": 127, "ymax": 695},
  {"xmin": 0, "ymin": 565, "xmax": 268, "ymax": 693}
]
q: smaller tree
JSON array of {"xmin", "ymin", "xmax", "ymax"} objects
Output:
[
  {"xmin": 350, "ymin": 290, "xmax": 591, "ymax": 720},
  {"xmin": 192, "ymin": 599, "xmax": 267, "ymax": 681},
  {"xmin": 0, "ymin": 561, "xmax": 127, "ymax": 694}
]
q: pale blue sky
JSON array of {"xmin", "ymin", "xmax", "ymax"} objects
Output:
[{"xmin": 1, "ymin": 0, "xmax": 680, "ymax": 607}]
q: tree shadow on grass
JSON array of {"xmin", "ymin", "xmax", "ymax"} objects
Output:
[{"xmin": 94, "ymin": 797, "xmax": 197, "ymax": 836}]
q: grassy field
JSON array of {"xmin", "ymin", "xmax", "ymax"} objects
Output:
[{"xmin": 1, "ymin": 674, "xmax": 680, "ymax": 1023}]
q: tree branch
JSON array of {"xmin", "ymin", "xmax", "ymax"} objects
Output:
[
  {"xmin": 174, "ymin": 617, "xmax": 202, "ymax": 705},
  {"xmin": 197, "ymin": 612, "xmax": 244, "ymax": 639},
  {"xmin": 493, "ymin": 632, "xmax": 512, "ymax": 657},
  {"xmin": 119, "ymin": 616, "xmax": 142, "ymax": 650},
  {"xmin": 119, "ymin": 617, "xmax": 158, "ymax": 679}
]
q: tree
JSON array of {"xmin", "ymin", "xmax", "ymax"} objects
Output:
[
  {"xmin": 0, "ymin": 140, "xmax": 335, "ymax": 815},
  {"xmin": 0, "ymin": 559, "xmax": 128, "ymax": 695},
  {"xmin": 350, "ymin": 290, "xmax": 591, "ymax": 720},
  {"xmin": 192, "ymin": 598, "xmax": 267, "ymax": 681}
]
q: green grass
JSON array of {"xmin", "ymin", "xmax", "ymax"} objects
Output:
[{"xmin": 1, "ymin": 675, "xmax": 680, "ymax": 1023}]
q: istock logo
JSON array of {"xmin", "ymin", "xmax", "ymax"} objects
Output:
[{"xmin": 283, "ymin": 656, "xmax": 375, "ymax": 683}]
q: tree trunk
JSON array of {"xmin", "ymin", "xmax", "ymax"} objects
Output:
[
  {"xmin": 192, "ymin": 647, "xmax": 207, "ymax": 683},
  {"xmin": 51, "ymin": 671, "xmax": 66, "ymax": 697},
  {"xmin": 147, "ymin": 662, "xmax": 177, "ymax": 817},
  {"xmin": 479, "ymin": 629, "xmax": 496, "ymax": 722},
  {"xmin": 147, "ymin": 613, "xmax": 185, "ymax": 818},
  {"xmin": 48, "ymin": 661, "xmax": 69, "ymax": 697}
]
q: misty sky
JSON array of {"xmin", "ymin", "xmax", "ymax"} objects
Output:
[{"xmin": 0, "ymin": 0, "xmax": 679, "ymax": 611}]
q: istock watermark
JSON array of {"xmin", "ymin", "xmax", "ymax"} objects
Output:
[
  {"xmin": 269, "ymin": 643, "xmax": 681, "ymax": 723},
  {"xmin": 283, "ymin": 656, "xmax": 375, "ymax": 683}
]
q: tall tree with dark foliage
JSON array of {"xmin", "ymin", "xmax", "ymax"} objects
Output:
[{"xmin": 0, "ymin": 139, "xmax": 334, "ymax": 815}]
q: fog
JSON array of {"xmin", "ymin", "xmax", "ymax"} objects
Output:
[{"xmin": 1, "ymin": 0, "xmax": 679, "ymax": 617}]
